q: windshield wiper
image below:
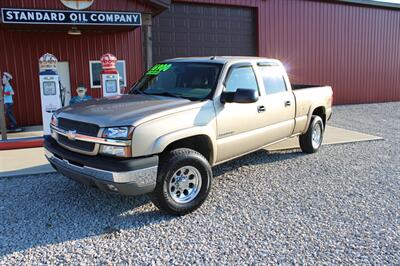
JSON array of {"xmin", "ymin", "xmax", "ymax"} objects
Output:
[{"xmin": 132, "ymin": 90, "xmax": 198, "ymax": 101}]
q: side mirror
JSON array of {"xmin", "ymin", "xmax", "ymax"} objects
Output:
[{"xmin": 220, "ymin": 88, "xmax": 258, "ymax": 104}]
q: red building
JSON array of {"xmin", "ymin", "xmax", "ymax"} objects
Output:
[{"xmin": 1, "ymin": 0, "xmax": 399, "ymax": 126}]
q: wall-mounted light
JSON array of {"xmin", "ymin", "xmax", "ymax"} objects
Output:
[{"xmin": 68, "ymin": 27, "xmax": 81, "ymax": 35}]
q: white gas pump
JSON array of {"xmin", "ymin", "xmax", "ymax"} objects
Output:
[
  {"xmin": 100, "ymin": 53, "xmax": 121, "ymax": 97},
  {"xmin": 39, "ymin": 53, "xmax": 62, "ymax": 135}
]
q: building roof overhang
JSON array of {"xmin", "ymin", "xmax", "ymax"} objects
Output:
[{"xmin": 147, "ymin": 0, "xmax": 171, "ymax": 9}]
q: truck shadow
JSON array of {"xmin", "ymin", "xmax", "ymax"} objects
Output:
[
  {"xmin": 212, "ymin": 149, "xmax": 302, "ymax": 178},
  {"xmin": 0, "ymin": 148, "xmax": 303, "ymax": 256}
]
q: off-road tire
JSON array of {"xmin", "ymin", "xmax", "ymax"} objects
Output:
[
  {"xmin": 149, "ymin": 148, "xmax": 212, "ymax": 216},
  {"xmin": 299, "ymin": 115, "xmax": 324, "ymax": 153}
]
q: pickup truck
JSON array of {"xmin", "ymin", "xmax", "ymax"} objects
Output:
[{"xmin": 44, "ymin": 57, "xmax": 333, "ymax": 215}]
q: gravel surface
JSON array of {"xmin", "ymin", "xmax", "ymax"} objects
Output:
[{"xmin": 1, "ymin": 102, "xmax": 399, "ymax": 265}]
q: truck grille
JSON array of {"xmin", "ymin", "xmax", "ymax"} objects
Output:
[
  {"xmin": 56, "ymin": 118, "xmax": 100, "ymax": 154},
  {"xmin": 58, "ymin": 118, "xmax": 99, "ymax": 137},
  {"xmin": 58, "ymin": 135, "xmax": 95, "ymax": 152}
]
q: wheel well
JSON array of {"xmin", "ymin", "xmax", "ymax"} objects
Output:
[
  {"xmin": 312, "ymin": 106, "xmax": 326, "ymax": 126},
  {"xmin": 163, "ymin": 135, "xmax": 213, "ymax": 164}
]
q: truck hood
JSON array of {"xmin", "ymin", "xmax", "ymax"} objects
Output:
[{"xmin": 56, "ymin": 94, "xmax": 198, "ymax": 127}]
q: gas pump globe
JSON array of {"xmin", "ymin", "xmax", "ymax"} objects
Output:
[
  {"xmin": 100, "ymin": 53, "xmax": 121, "ymax": 97},
  {"xmin": 39, "ymin": 53, "xmax": 62, "ymax": 135}
]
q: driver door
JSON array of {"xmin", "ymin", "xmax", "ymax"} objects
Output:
[{"xmin": 215, "ymin": 63, "xmax": 267, "ymax": 163}]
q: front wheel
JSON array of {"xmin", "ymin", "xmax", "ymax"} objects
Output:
[
  {"xmin": 299, "ymin": 115, "xmax": 324, "ymax": 153},
  {"xmin": 149, "ymin": 148, "xmax": 212, "ymax": 215}
]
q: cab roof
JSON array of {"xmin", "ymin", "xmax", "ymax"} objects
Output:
[{"xmin": 162, "ymin": 56, "xmax": 282, "ymax": 65}]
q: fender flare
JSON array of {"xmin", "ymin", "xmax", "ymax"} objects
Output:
[
  {"xmin": 304, "ymin": 105, "xmax": 326, "ymax": 132},
  {"xmin": 151, "ymin": 126, "xmax": 217, "ymax": 164}
]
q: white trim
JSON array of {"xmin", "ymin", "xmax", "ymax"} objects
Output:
[
  {"xmin": 118, "ymin": 60, "xmax": 127, "ymax": 88},
  {"xmin": 89, "ymin": 60, "xmax": 127, "ymax": 89}
]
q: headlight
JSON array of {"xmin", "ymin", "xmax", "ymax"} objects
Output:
[
  {"xmin": 102, "ymin": 127, "xmax": 132, "ymax": 139},
  {"xmin": 99, "ymin": 145, "xmax": 132, "ymax": 158}
]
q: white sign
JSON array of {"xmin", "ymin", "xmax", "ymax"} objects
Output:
[{"xmin": 1, "ymin": 8, "xmax": 141, "ymax": 26}]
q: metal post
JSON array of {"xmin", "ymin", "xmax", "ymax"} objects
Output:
[
  {"xmin": 142, "ymin": 13, "xmax": 153, "ymax": 70},
  {"xmin": 0, "ymin": 78, "xmax": 8, "ymax": 140}
]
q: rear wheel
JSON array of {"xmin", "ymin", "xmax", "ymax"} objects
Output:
[
  {"xmin": 150, "ymin": 148, "xmax": 212, "ymax": 215},
  {"xmin": 299, "ymin": 115, "xmax": 324, "ymax": 153}
]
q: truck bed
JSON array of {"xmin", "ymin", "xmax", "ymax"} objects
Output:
[
  {"xmin": 292, "ymin": 84, "xmax": 325, "ymax": 90},
  {"xmin": 292, "ymin": 84, "xmax": 333, "ymax": 133}
]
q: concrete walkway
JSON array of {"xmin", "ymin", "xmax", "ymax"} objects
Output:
[
  {"xmin": 5, "ymin": 125, "xmax": 43, "ymax": 140},
  {"xmin": 0, "ymin": 147, "xmax": 55, "ymax": 177},
  {"xmin": 0, "ymin": 126, "xmax": 383, "ymax": 178},
  {"xmin": 266, "ymin": 125, "xmax": 383, "ymax": 151}
]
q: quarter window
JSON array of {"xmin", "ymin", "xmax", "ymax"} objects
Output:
[
  {"xmin": 260, "ymin": 66, "xmax": 287, "ymax": 95},
  {"xmin": 225, "ymin": 66, "xmax": 259, "ymax": 93}
]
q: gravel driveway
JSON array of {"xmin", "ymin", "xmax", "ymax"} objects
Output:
[{"xmin": 1, "ymin": 102, "xmax": 399, "ymax": 264}]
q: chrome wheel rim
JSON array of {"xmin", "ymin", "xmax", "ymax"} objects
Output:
[
  {"xmin": 312, "ymin": 123, "xmax": 323, "ymax": 149},
  {"xmin": 168, "ymin": 166, "xmax": 202, "ymax": 204}
]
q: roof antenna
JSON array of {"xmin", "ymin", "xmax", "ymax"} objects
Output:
[{"xmin": 210, "ymin": 56, "xmax": 216, "ymax": 60}]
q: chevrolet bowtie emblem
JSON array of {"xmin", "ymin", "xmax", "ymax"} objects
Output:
[{"xmin": 67, "ymin": 130, "xmax": 77, "ymax": 140}]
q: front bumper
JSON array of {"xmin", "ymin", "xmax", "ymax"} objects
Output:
[{"xmin": 44, "ymin": 136, "xmax": 158, "ymax": 196}]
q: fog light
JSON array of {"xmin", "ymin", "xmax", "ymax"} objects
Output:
[
  {"xmin": 106, "ymin": 184, "xmax": 118, "ymax": 192},
  {"xmin": 99, "ymin": 145, "xmax": 131, "ymax": 157}
]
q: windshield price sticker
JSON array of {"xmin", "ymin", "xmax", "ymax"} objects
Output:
[{"xmin": 146, "ymin": 64, "xmax": 172, "ymax": 75}]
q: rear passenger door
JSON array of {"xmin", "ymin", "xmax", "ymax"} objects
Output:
[{"xmin": 256, "ymin": 63, "xmax": 296, "ymax": 143}]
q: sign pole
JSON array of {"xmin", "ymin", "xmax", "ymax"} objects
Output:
[{"xmin": 0, "ymin": 74, "xmax": 8, "ymax": 140}]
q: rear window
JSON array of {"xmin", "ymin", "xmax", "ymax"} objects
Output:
[{"xmin": 259, "ymin": 66, "xmax": 287, "ymax": 95}]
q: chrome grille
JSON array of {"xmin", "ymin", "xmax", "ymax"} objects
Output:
[
  {"xmin": 58, "ymin": 135, "xmax": 95, "ymax": 152},
  {"xmin": 56, "ymin": 118, "xmax": 100, "ymax": 154},
  {"xmin": 58, "ymin": 118, "xmax": 99, "ymax": 137}
]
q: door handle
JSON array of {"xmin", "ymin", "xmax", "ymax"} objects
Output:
[
  {"xmin": 284, "ymin": 100, "xmax": 291, "ymax": 107},
  {"xmin": 257, "ymin": 105, "xmax": 266, "ymax": 113}
]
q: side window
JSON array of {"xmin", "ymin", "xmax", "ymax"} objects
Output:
[
  {"xmin": 225, "ymin": 66, "xmax": 259, "ymax": 93},
  {"xmin": 260, "ymin": 66, "xmax": 287, "ymax": 95}
]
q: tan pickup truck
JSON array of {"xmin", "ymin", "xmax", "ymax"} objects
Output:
[{"xmin": 44, "ymin": 57, "xmax": 333, "ymax": 215}]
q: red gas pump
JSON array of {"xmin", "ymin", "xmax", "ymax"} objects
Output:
[{"xmin": 100, "ymin": 53, "xmax": 121, "ymax": 97}]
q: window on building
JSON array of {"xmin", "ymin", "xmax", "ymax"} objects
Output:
[
  {"xmin": 259, "ymin": 66, "xmax": 287, "ymax": 95},
  {"xmin": 89, "ymin": 60, "xmax": 126, "ymax": 88},
  {"xmin": 225, "ymin": 65, "xmax": 258, "ymax": 93}
]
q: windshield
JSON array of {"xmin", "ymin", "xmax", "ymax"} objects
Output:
[{"xmin": 129, "ymin": 62, "xmax": 223, "ymax": 100}]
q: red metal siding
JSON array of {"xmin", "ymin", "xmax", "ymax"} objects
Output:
[
  {"xmin": 0, "ymin": 30, "xmax": 144, "ymax": 126},
  {"xmin": 179, "ymin": 0, "xmax": 400, "ymax": 104},
  {"xmin": 1, "ymin": 0, "xmax": 399, "ymax": 126},
  {"xmin": 0, "ymin": 0, "xmax": 153, "ymax": 126},
  {"xmin": 259, "ymin": 0, "xmax": 400, "ymax": 104}
]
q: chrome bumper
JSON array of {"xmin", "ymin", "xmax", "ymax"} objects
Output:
[{"xmin": 45, "ymin": 148, "xmax": 158, "ymax": 196}]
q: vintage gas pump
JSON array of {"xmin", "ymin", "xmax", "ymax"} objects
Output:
[
  {"xmin": 39, "ymin": 53, "xmax": 62, "ymax": 135},
  {"xmin": 100, "ymin": 53, "xmax": 121, "ymax": 97}
]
